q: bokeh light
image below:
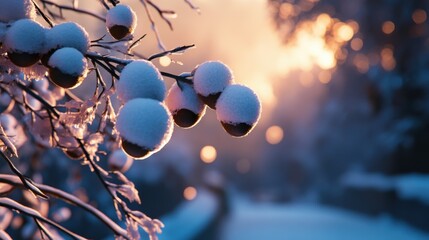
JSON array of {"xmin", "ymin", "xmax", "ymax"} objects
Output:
[
  {"xmin": 265, "ymin": 125, "xmax": 284, "ymax": 145},
  {"xmin": 350, "ymin": 38, "xmax": 363, "ymax": 51},
  {"xmin": 412, "ymin": 9, "xmax": 427, "ymax": 24},
  {"xmin": 159, "ymin": 56, "xmax": 172, "ymax": 67},
  {"xmin": 183, "ymin": 186, "xmax": 197, "ymax": 201},
  {"xmin": 382, "ymin": 21, "xmax": 395, "ymax": 34},
  {"xmin": 200, "ymin": 145, "xmax": 217, "ymax": 163}
]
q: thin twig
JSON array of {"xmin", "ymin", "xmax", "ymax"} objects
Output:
[
  {"xmin": 38, "ymin": 0, "xmax": 106, "ymax": 22},
  {"xmin": 0, "ymin": 198, "xmax": 87, "ymax": 240},
  {"xmin": 0, "ymin": 174, "xmax": 129, "ymax": 239},
  {"xmin": 148, "ymin": 44, "xmax": 195, "ymax": 61}
]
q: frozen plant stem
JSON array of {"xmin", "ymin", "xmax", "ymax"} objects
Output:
[
  {"xmin": 0, "ymin": 198, "xmax": 87, "ymax": 240},
  {"xmin": 0, "ymin": 174, "xmax": 129, "ymax": 239}
]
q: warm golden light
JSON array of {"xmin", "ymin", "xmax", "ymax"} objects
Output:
[
  {"xmin": 335, "ymin": 23, "xmax": 354, "ymax": 42},
  {"xmin": 350, "ymin": 38, "xmax": 363, "ymax": 51},
  {"xmin": 279, "ymin": 2, "xmax": 295, "ymax": 19},
  {"xmin": 317, "ymin": 13, "xmax": 332, "ymax": 26},
  {"xmin": 318, "ymin": 71, "xmax": 332, "ymax": 84},
  {"xmin": 353, "ymin": 54, "xmax": 369, "ymax": 74},
  {"xmin": 347, "ymin": 20, "xmax": 360, "ymax": 33},
  {"xmin": 159, "ymin": 56, "xmax": 172, "ymax": 67},
  {"xmin": 381, "ymin": 47, "xmax": 396, "ymax": 71},
  {"xmin": 236, "ymin": 159, "xmax": 251, "ymax": 174},
  {"xmin": 412, "ymin": 9, "xmax": 427, "ymax": 24},
  {"xmin": 183, "ymin": 186, "xmax": 197, "ymax": 201},
  {"xmin": 299, "ymin": 72, "xmax": 314, "ymax": 87},
  {"xmin": 382, "ymin": 21, "xmax": 395, "ymax": 34},
  {"xmin": 200, "ymin": 145, "xmax": 217, "ymax": 163},
  {"xmin": 265, "ymin": 125, "xmax": 284, "ymax": 144}
]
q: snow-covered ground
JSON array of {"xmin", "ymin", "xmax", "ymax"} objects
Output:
[
  {"xmin": 156, "ymin": 188, "xmax": 429, "ymax": 240},
  {"xmin": 160, "ymin": 189, "xmax": 218, "ymax": 240},
  {"xmin": 221, "ymin": 199, "xmax": 429, "ymax": 240},
  {"xmin": 342, "ymin": 172, "xmax": 429, "ymax": 203}
]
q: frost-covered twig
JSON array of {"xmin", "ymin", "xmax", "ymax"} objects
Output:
[
  {"xmin": 0, "ymin": 198, "xmax": 87, "ymax": 240},
  {"xmin": 147, "ymin": 44, "xmax": 195, "ymax": 61},
  {"xmin": 0, "ymin": 174, "xmax": 129, "ymax": 239},
  {"xmin": 0, "ymin": 151, "xmax": 48, "ymax": 200},
  {"xmin": 184, "ymin": 0, "xmax": 200, "ymax": 13},
  {"xmin": 37, "ymin": 0, "xmax": 106, "ymax": 22},
  {"xmin": 139, "ymin": 0, "xmax": 167, "ymax": 51}
]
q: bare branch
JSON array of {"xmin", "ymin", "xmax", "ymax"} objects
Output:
[
  {"xmin": 0, "ymin": 174, "xmax": 129, "ymax": 239},
  {"xmin": 0, "ymin": 198, "xmax": 87, "ymax": 240}
]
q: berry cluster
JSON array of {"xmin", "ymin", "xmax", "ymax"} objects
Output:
[
  {"xmin": 0, "ymin": 1, "xmax": 261, "ymax": 163},
  {"xmin": 116, "ymin": 60, "xmax": 261, "ymax": 160},
  {"xmin": 0, "ymin": 0, "xmax": 262, "ymax": 239}
]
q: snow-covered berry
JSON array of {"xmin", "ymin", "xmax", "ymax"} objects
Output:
[
  {"xmin": 48, "ymin": 47, "xmax": 88, "ymax": 89},
  {"xmin": 0, "ymin": 0, "xmax": 36, "ymax": 23},
  {"xmin": 108, "ymin": 149, "xmax": 133, "ymax": 173},
  {"xmin": 216, "ymin": 84, "xmax": 261, "ymax": 137},
  {"xmin": 106, "ymin": 4, "xmax": 137, "ymax": 40},
  {"xmin": 193, "ymin": 61, "xmax": 234, "ymax": 109},
  {"xmin": 116, "ymin": 98, "xmax": 174, "ymax": 159},
  {"xmin": 4, "ymin": 19, "xmax": 46, "ymax": 67},
  {"xmin": 116, "ymin": 60, "xmax": 166, "ymax": 103},
  {"xmin": 42, "ymin": 22, "xmax": 89, "ymax": 65},
  {"xmin": 166, "ymin": 82, "xmax": 206, "ymax": 128}
]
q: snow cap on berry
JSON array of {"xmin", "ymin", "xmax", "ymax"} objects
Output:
[
  {"xmin": 117, "ymin": 60, "xmax": 166, "ymax": 103},
  {"xmin": 216, "ymin": 84, "xmax": 261, "ymax": 137},
  {"xmin": 48, "ymin": 47, "xmax": 88, "ymax": 89},
  {"xmin": 166, "ymin": 82, "xmax": 206, "ymax": 128},
  {"xmin": 106, "ymin": 4, "xmax": 137, "ymax": 40},
  {"xmin": 0, "ymin": 0, "xmax": 36, "ymax": 23},
  {"xmin": 193, "ymin": 61, "xmax": 234, "ymax": 96},
  {"xmin": 48, "ymin": 48, "xmax": 88, "ymax": 76},
  {"xmin": 116, "ymin": 98, "xmax": 174, "ymax": 159},
  {"xmin": 108, "ymin": 149, "xmax": 133, "ymax": 173},
  {"xmin": 4, "ymin": 19, "xmax": 45, "ymax": 54},
  {"xmin": 45, "ymin": 22, "xmax": 90, "ymax": 54},
  {"xmin": 166, "ymin": 82, "xmax": 206, "ymax": 116}
]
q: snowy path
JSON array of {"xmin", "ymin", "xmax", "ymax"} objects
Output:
[{"xmin": 220, "ymin": 200, "xmax": 429, "ymax": 240}]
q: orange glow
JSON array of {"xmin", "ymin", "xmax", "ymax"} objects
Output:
[
  {"xmin": 279, "ymin": 3, "xmax": 295, "ymax": 19},
  {"xmin": 412, "ymin": 9, "xmax": 427, "ymax": 24},
  {"xmin": 350, "ymin": 38, "xmax": 363, "ymax": 51},
  {"xmin": 318, "ymin": 71, "xmax": 332, "ymax": 84},
  {"xmin": 347, "ymin": 20, "xmax": 360, "ymax": 33},
  {"xmin": 335, "ymin": 23, "xmax": 354, "ymax": 42},
  {"xmin": 299, "ymin": 72, "xmax": 315, "ymax": 87},
  {"xmin": 265, "ymin": 125, "xmax": 284, "ymax": 144},
  {"xmin": 317, "ymin": 13, "xmax": 332, "ymax": 26},
  {"xmin": 159, "ymin": 56, "xmax": 171, "ymax": 67},
  {"xmin": 382, "ymin": 21, "xmax": 395, "ymax": 34},
  {"xmin": 183, "ymin": 186, "xmax": 197, "ymax": 201},
  {"xmin": 236, "ymin": 159, "xmax": 251, "ymax": 174},
  {"xmin": 200, "ymin": 145, "xmax": 217, "ymax": 163},
  {"xmin": 353, "ymin": 54, "xmax": 369, "ymax": 73},
  {"xmin": 316, "ymin": 49, "xmax": 336, "ymax": 70},
  {"xmin": 381, "ymin": 47, "xmax": 396, "ymax": 71}
]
